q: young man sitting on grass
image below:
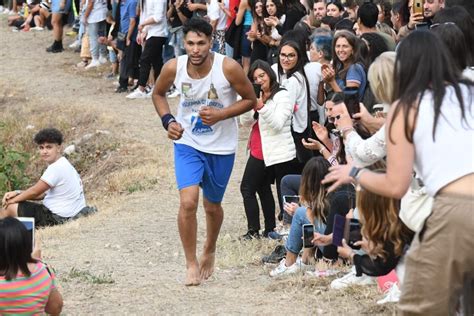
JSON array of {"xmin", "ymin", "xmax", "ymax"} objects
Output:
[{"xmin": 1, "ymin": 128, "xmax": 96, "ymax": 227}]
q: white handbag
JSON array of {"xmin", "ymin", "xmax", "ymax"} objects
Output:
[{"xmin": 399, "ymin": 178, "xmax": 433, "ymax": 233}]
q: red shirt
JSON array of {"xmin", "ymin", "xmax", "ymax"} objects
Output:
[
  {"xmin": 249, "ymin": 120, "xmax": 264, "ymax": 160},
  {"xmin": 226, "ymin": 0, "xmax": 241, "ymax": 28}
]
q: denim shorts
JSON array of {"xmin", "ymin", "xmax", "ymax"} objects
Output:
[
  {"xmin": 51, "ymin": 0, "xmax": 71, "ymax": 14},
  {"xmin": 174, "ymin": 143, "xmax": 235, "ymax": 203},
  {"xmin": 240, "ymin": 25, "xmax": 252, "ymax": 57}
]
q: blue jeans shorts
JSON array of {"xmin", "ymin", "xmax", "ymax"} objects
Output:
[
  {"xmin": 51, "ymin": 0, "xmax": 71, "ymax": 14},
  {"xmin": 174, "ymin": 143, "xmax": 235, "ymax": 203}
]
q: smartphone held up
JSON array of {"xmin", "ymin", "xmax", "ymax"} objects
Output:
[{"xmin": 302, "ymin": 224, "xmax": 315, "ymax": 248}]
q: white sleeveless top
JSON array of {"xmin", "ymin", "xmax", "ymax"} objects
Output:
[
  {"xmin": 413, "ymin": 84, "xmax": 474, "ymax": 196},
  {"xmin": 173, "ymin": 53, "xmax": 238, "ymax": 155}
]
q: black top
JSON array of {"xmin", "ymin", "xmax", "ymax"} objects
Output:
[{"xmin": 169, "ymin": 0, "xmax": 192, "ymax": 28}]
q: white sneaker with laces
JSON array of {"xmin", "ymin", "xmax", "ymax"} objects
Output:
[
  {"xmin": 99, "ymin": 55, "xmax": 108, "ymax": 64},
  {"xmin": 126, "ymin": 88, "xmax": 148, "ymax": 99},
  {"xmin": 85, "ymin": 59, "xmax": 100, "ymax": 70},
  {"xmin": 330, "ymin": 267, "xmax": 376, "ymax": 289},
  {"xmin": 270, "ymin": 258, "xmax": 300, "ymax": 277}
]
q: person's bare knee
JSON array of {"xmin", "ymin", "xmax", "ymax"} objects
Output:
[{"xmin": 203, "ymin": 199, "xmax": 222, "ymax": 215}]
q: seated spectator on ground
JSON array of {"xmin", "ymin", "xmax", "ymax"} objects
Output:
[
  {"xmin": 269, "ymin": 157, "xmax": 355, "ymax": 277},
  {"xmin": 334, "ymin": 164, "xmax": 413, "ymax": 286},
  {"xmin": 0, "ymin": 217, "xmax": 63, "ymax": 315},
  {"xmin": 1, "ymin": 128, "xmax": 96, "ymax": 227}
]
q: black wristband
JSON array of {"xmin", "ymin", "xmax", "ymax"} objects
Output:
[{"xmin": 161, "ymin": 113, "xmax": 177, "ymax": 130}]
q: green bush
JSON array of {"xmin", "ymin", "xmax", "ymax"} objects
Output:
[{"xmin": 0, "ymin": 144, "xmax": 30, "ymax": 193}]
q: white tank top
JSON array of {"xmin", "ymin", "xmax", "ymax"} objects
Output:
[
  {"xmin": 173, "ymin": 53, "xmax": 238, "ymax": 155},
  {"xmin": 413, "ymin": 84, "xmax": 474, "ymax": 196}
]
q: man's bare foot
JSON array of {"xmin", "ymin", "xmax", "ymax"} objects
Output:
[
  {"xmin": 199, "ymin": 252, "xmax": 215, "ymax": 280},
  {"xmin": 185, "ymin": 263, "xmax": 201, "ymax": 286}
]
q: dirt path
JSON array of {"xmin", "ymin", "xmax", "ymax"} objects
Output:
[{"xmin": 0, "ymin": 18, "xmax": 395, "ymax": 315}]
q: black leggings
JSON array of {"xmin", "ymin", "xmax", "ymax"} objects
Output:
[
  {"xmin": 138, "ymin": 36, "xmax": 167, "ymax": 87},
  {"xmin": 240, "ymin": 155, "xmax": 275, "ymax": 232}
]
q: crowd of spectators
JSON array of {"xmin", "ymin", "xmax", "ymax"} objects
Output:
[{"xmin": 1, "ymin": 0, "xmax": 473, "ymax": 313}]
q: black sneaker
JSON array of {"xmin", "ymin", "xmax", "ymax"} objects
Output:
[
  {"xmin": 46, "ymin": 43, "xmax": 64, "ymax": 53},
  {"xmin": 262, "ymin": 245, "xmax": 286, "ymax": 264},
  {"xmin": 240, "ymin": 230, "xmax": 260, "ymax": 241},
  {"xmin": 115, "ymin": 86, "xmax": 128, "ymax": 93}
]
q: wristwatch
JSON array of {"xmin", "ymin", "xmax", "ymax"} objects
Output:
[{"xmin": 349, "ymin": 166, "xmax": 364, "ymax": 183}]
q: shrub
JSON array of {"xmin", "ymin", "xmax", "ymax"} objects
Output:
[{"xmin": 0, "ymin": 144, "xmax": 30, "ymax": 193}]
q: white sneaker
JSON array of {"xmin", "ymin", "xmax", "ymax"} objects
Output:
[
  {"xmin": 99, "ymin": 55, "xmax": 108, "ymax": 64},
  {"xmin": 377, "ymin": 283, "xmax": 401, "ymax": 304},
  {"xmin": 167, "ymin": 89, "xmax": 180, "ymax": 98},
  {"xmin": 330, "ymin": 267, "xmax": 376, "ymax": 290},
  {"xmin": 31, "ymin": 26, "xmax": 44, "ymax": 31},
  {"xmin": 295, "ymin": 257, "xmax": 314, "ymax": 272},
  {"xmin": 85, "ymin": 59, "xmax": 100, "ymax": 70},
  {"xmin": 270, "ymin": 258, "xmax": 300, "ymax": 277},
  {"xmin": 126, "ymin": 88, "xmax": 148, "ymax": 99},
  {"xmin": 69, "ymin": 40, "xmax": 80, "ymax": 49}
]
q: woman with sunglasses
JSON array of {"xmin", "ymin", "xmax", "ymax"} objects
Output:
[{"xmin": 240, "ymin": 60, "xmax": 297, "ymax": 239}]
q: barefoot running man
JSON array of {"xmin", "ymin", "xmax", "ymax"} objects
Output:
[{"xmin": 152, "ymin": 17, "xmax": 256, "ymax": 286}]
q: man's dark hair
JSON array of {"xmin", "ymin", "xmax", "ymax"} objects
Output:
[
  {"xmin": 34, "ymin": 128, "xmax": 63, "ymax": 145},
  {"xmin": 358, "ymin": 2, "xmax": 379, "ymax": 28},
  {"xmin": 183, "ymin": 17, "xmax": 213, "ymax": 37},
  {"xmin": 0, "ymin": 217, "xmax": 37, "ymax": 281},
  {"xmin": 321, "ymin": 15, "xmax": 341, "ymax": 30},
  {"xmin": 334, "ymin": 18, "xmax": 355, "ymax": 32}
]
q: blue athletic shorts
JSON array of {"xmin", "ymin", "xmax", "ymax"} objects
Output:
[
  {"xmin": 174, "ymin": 143, "xmax": 235, "ymax": 203},
  {"xmin": 51, "ymin": 0, "xmax": 71, "ymax": 14}
]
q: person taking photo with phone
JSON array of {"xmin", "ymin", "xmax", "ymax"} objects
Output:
[
  {"xmin": 239, "ymin": 60, "xmax": 298, "ymax": 240},
  {"xmin": 152, "ymin": 17, "xmax": 255, "ymax": 286}
]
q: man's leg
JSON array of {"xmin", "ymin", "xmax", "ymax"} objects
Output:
[
  {"xmin": 178, "ymin": 185, "xmax": 201, "ymax": 286},
  {"xmin": 200, "ymin": 197, "xmax": 224, "ymax": 280}
]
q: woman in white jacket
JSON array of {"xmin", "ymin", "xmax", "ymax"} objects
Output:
[{"xmin": 240, "ymin": 60, "xmax": 298, "ymax": 239}]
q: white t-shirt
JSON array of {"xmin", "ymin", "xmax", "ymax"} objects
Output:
[
  {"xmin": 41, "ymin": 157, "xmax": 86, "ymax": 218},
  {"xmin": 86, "ymin": 0, "xmax": 107, "ymax": 23},
  {"xmin": 142, "ymin": 0, "xmax": 168, "ymax": 39},
  {"xmin": 208, "ymin": 0, "xmax": 228, "ymax": 31}
]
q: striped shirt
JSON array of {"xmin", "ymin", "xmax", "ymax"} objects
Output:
[{"xmin": 0, "ymin": 262, "xmax": 56, "ymax": 315}]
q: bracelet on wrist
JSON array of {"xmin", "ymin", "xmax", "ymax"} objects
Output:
[
  {"xmin": 15, "ymin": 190, "xmax": 22, "ymax": 195},
  {"xmin": 161, "ymin": 113, "xmax": 177, "ymax": 131},
  {"xmin": 319, "ymin": 147, "xmax": 326, "ymax": 154}
]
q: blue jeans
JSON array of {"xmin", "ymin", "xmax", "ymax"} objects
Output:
[
  {"xmin": 280, "ymin": 174, "xmax": 301, "ymax": 224},
  {"xmin": 285, "ymin": 206, "xmax": 326, "ymax": 255},
  {"xmin": 87, "ymin": 21, "xmax": 107, "ymax": 60},
  {"xmin": 225, "ymin": 43, "xmax": 233, "ymax": 58}
]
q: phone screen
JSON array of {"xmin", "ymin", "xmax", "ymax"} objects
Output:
[
  {"xmin": 283, "ymin": 195, "xmax": 300, "ymax": 204},
  {"xmin": 344, "ymin": 218, "xmax": 362, "ymax": 250},
  {"xmin": 302, "ymin": 224, "xmax": 315, "ymax": 248},
  {"xmin": 332, "ymin": 214, "xmax": 345, "ymax": 247},
  {"xmin": 253, "ymin": 83, "xmax": 261, "ymax": 98}
]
